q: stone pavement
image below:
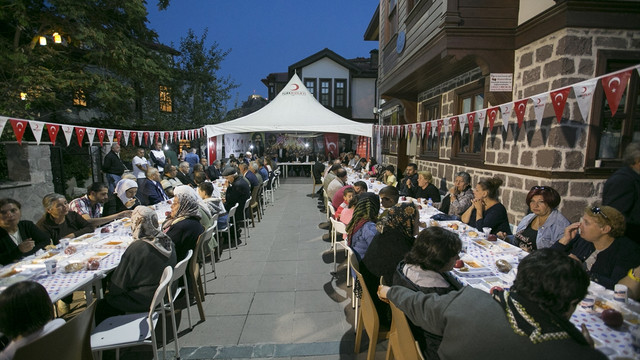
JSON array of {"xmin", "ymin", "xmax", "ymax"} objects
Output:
[{"xmin": 169, "ymin": 178, "xmax": 388, "ymax": 359}]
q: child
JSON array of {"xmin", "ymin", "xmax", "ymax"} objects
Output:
[{"xmin": 335, "ymin": 187, "xmax": 355, "ymax": 221}]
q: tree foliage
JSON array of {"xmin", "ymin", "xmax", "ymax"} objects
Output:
[{"xmin": 0, "ymin": 0, "xmax": 234, "ymax": 130}]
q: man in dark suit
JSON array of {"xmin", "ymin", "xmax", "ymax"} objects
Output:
[
  {"xmin": 222, "ymin": 167, "xmax": 250, "ymax": 239},
  {"xmin": 206, "ymin": 159, "xmax": 222, "ymax": 181},
  {"xmin": 239, "ymin": 162, "xmax": 259, "ymax": 192},
  {"xmin": 176, "ymin": 161, "xmax": 196, "ymax": 187},
  {"xmin": 102, "ymin": 143, "xmax": 128, "ymax": 194},
  {"xmin": 140, "ymin": 167, "xmax": 169, "ymax": 205}
]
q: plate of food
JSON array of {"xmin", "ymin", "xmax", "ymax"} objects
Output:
[
  {"xmin": 30, "ymin": 250, "xmax": 62, "ymax": 264},
  {"xmin": 472, "ymin": 238, "xmax": 518, "ymax": 253},
  {"xmin": 453, "ymin": 255, "xmax": 493, "ymax": 276}
]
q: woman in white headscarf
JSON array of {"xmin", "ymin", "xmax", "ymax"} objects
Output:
[
  {"xmin": 173, "ymin": 185, "xmax": 213, "ymax": 230},
  {"xmin": 162, "ymin": 189, "xmax": 204, "ymax": 261},
  {"xmin": 95, "ymin": 206, "xmax": 177, "ymax": 324},
  {"xmin": 103, "ymin": 179, "xmax": 140, "ymax": 216}
]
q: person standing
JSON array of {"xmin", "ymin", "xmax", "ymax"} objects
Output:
[
  {"xmin": 603, "ymin": 142, "xmax": 640, "ymax": 243},
  {"xmin": 102, "ymin": 143, "xmax": 127, "ymax": 194},
  {"xmin": 131, "ymin": 147, "xmax": 149, "ymax": 188},
  {"xmin": 185, "ymin": 148, "xmax": 200, "ymax": 170},
  {"xmin": 149, "ymin": 141, "xmax": 166, "ymax": 174},
  {"xmin": 164, "ymin": 145, "xmax": 179, "ymax": 167}
]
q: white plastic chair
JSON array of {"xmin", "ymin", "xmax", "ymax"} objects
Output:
[
  {"xmin": 169, "ymin": 250, "xmax": 193, "ymax": 332},
  {"xmin": 197, "ymin": 222, "xmax": 218, "ymax": 294},
  {"xmin": 91, "ymin": 266, "xmax": 174, "ymax": 360},
  {"xmin": 241, "ymin": 197, "xmax": 251, "ymax": 243},
  {"xmin": 330, "ymin": 217, "xmax": 349, "ymax": 274},
  {"xmin": 261, "ymin": 179, "xmax": 269, "ymax": 208},
  {"xmin": 217, "ymin": 203, "xmax": 238, "ymax": 259},
  {"xmin": 264, "ymin": 176, "xmax": 276, "ymax": 204}
]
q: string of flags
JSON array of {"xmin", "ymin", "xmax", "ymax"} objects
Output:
[
  {"xmin": 0, "ymin": 114, "xmax": 206, "ymax": 147},
  {"xmin": 373, "ymin": 63, "xmax": 640, "ymax": 141}
]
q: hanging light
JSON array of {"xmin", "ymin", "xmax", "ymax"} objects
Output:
[
  {"xmin": 20, "ymin": 92, "xmax": 27, "ymax": 100},
  {"xmin": 163, "ymin": 144, "xmax": 169, "ymax": 150},
  {"xmin": 53, "ymin": 32, "xmax": 62, "ymax": 44},
  {"xmin": 39, "ymin": 36, "xmax": 47, "ymax": 46}
]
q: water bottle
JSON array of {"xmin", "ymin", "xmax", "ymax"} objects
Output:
[{"xmin": 427, "ymin": 198, "xmax": 433, "ymax": 207}]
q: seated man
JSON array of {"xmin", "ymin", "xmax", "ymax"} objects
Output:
[
  {"xmin": 327, "ymin": 168, "xmax": 348, "ymax": 201},
  {"xmin": 378, "ymin": 185, "xmax": 400, "ymax": 219},
  {"xmin": 140, "ymin": 167, "xmax": 169, "ymax": 206},
  {"xmin": 69, "ymin": 182, "xmax": 131, "ymax": 227},
  {"xmin": 378, "ymin": 249, "xmax": 607, "ymax": 360},
  {"xmin": 239, "ymin": 162, "xmax": 260, "ymax": 192},
  {"xmin": 397, "ymin": 163, "xmax": 418, "ymax": 196},
  {"xmin": 176, "ymin": 161, "xmax": 196, "ymax": 187},
  {"xmin": 206, "ymin": 159, "xmax": 222, "ymax": 181},
  {"xmin": 161, "ymin": 165, "xmax": 182, "ymax": 198}
]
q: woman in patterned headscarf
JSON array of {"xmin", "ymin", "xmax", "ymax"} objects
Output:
[
  {"xmin": 360, "ymin": 202, "xmax": 419, "ymax": 327},
  {"xmin": 162, "ymin": 189, "xmax": 204, "ymax": 261},
  {"xmin": 346, "ymin": 192, "xmax": 380, "ymax": 261},
  {"xmin": 173, "ymin": 185, "xmax": 213, "ymax": 231},
  {"xmin": 96, "ymin": 206, "xmax": 177, "ymax": 324}
]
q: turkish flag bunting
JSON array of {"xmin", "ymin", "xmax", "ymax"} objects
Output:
[
  {"xmin": 29, "ymin": 121, "xmax": 45, "ymax": 145},
  {"xmin": 143, "ymin": 132, "xmax": 149, "ymax": 146},
  {"xmin": 550, "ymin": 87, "xmax": 571, "ymax": 123},
  {"xmin": 466, "ymin": 113, "xmax": 475, "ymax": 133},
  {"xmin": 137, "ymin": 131, "xmax": 143, "ymax": 146},
  {"xmin": 487, "ymin": 107, "xmax": 499, "ymax": 131},
  {"xmin": 0, "ymin": 117, "xmax": 8, "ymax": 138},
  {"xmin": 115, "ymin": 131, "xmax": 122, "ymax": 144},
  {"xmin": 530, "ymin": 93, "xmax": 549, "ymax": 127},
  {"xmin": 437, "ymin": 120, "xmax": 443, "ymax": 136},
  {"xmin": 449, "ymin": 116, "xmax": 458, "ymax": 133},
  {"xmin": 61, "ymin": 125, "xmax": 73, "ymax": 146},
  {"xmin": 106, "ymin": 129, "xmax": 115, "ymax": 144},
  {"xmin": 131, "ymin": 131, "xmax": 137, "ymax": 145},
  {"xmin": 164, "ymin": 132, "xmax": 170, "ymax": 142},
  {"xmin": 180, "ymin": 131, "xmax": 185, "ymax": 140},
  {"xmin": 97, "ymin": 129, "xmax": 106, "ymax": 146},
  {"xmin": 500, "ymin": 102, "xmax": 513, "ymax": 131},
  {"xmin": 122, "ymin": 130, "xmax": 130, "ymax": 146},
  {"xmin": 476, "ymin": 109, "xmax": 487, "ymax": 135},
  {"xmin": 86, "ymin": 128, "xmax": 96, "ymax": 146},
  {"xmin": 201, "ymin": 128, "xmax": 205, "ymax": 137},
  {"xmin": 154, "ymin": 132, "xmax": 159, "ymax": 144},
  {"xmin": 426, "ymin": 122, "xmax": 432, "ymax": 137},
  {"xmin": 75, "ymin": 127, "xmax": 86, "ymax": 147},
  {"xmin": 572, "ymin": 79, "xmax": 598, "ymax": 122},
  {"xmin": 173, "ymin": 131, "xmax": 178, "ymax": 142},
  {"xmin": 514, "ymin": 99, "xmax": 529, "ymax": 128},
  {"xmin": 10, "ymin": 119, "xmax": 28, "ymax": 144},
  {"xmin": 601, "ymin": 69, "xmax": 632, "ymax": 117},
  {"xmin": 416, "ymin": 123, "xmax": 422, "ymax": 138},
  {"xmin": 407, "ymin": 124, "xmax": 412, "ymax": 140},
  {"xmin": 47, "ymin": 124, "xmax": 59, "ymax": 145}
]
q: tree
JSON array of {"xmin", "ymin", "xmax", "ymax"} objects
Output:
[
  {"xmin": 172, "ymin": 28, "xmax": 237, "ymax": 126},
  {"xmin": 0, "ymin": 0, "xmax": 174, "ymax": 127}
]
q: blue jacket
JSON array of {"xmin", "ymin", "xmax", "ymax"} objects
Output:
[
  {"xmin": 244, "ymin": 170, "xmax": 260, "ymax": 190},
  {"xmin": 350, "ymin": 221, "xmax": 378, "ymax": 262},
  {"xmin": 141, "ymin": 179, "xmax": 168, "ymax": 205},
  {"xmin": 507, "ymin": 209, "xmax": 569, "ymax": 249}
]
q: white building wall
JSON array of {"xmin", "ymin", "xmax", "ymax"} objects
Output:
[
  {"xmin": 302, "ymin": 58, "xmax": 350, "ymax": 107},
  {"xmin": 352, "ymin": 78, "xmax": 376, "ymax": 120}
]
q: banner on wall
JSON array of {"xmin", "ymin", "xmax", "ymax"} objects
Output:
[
  {"xmin": 324, "ymin": 133, "xmax": 339, "ymax": 159},
  {"xmin": 223, "ymin": 133, "xmax": 252, "ymax": 159}
]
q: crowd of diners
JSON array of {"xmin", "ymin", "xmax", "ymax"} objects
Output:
[
  {"xmin": 318, "ymin": 143, "xmax": 640, "ymax": 359},
  {"xmin": 0, "ymin": 147, "xmax": 279, "ymax": 359}
]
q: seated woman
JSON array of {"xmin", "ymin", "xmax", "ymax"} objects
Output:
[
  {"xmin": 36, "ymin": 193, "xmax": 93, "ymax": 245},
  {"xmin": 0, "ymin": 199, "xmax": 51, "ymax": 266},
  {"xmin": 619, "ymin": 265, "xmax": 640, "ymax": 301},
  {"xmin": 498, "ymin": 186, "xmax": 569, "ymax": 252},
  {"xmin": 408, "ymin": 171, "xmax": 441, "ymax": 202},
  {"xmin": 393, "ymin": 227, "xmax": 463, "ymax": 360},
  {"xmin": 334, "ymin": 187, "xmax": 355, "ymax": 221},
  {"xmin": 95, "ymin": 206, "xmax": 177, "ymax": 324},
  {"xmin": 382, "ymin": 165, "xmax": 397, "ymax": 187},
  {"xmin": 552, "ymin": 205, "xmax": 640, "ymax": 290},
  {"xmin": 0, "ymin": 281, "xmax": 65, "ymax": 360},
  {"xmin": 460, "ymin": 177, "xmax": 511, "ymax": 235},
  {"xmin": 173, "ymin": 185, "xmax": 213, "ymax": 231},
  {"xmin": 360, "ymin": 202, "xmax": 419, "ymax": 327},
  {"xmin": 102, "ymin": 179, "xmax": 140, "ymax": 217},
  {"xmin": 439, "ymin": 171, "xmax": 474, "ymax": 216},
  {"xmin": 346, "ymin": 192, "xmax": 380, "ymax": 261},
  {"xmin": 197, "ymin": 182, "xmax": 228, "ymax": 230},
  {"xmin": 366, "ymin": 157, "xmax": 379, "ymax": 178},
  {"xmin": 162, "ymin": 190, "xmax": 204, "ymax": 261}
]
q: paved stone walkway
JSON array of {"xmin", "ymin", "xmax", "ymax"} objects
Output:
[{"xmin": 170, "ymin": 178, "xmax": 387, "ymax": 359}]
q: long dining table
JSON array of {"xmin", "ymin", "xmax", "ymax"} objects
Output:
[
  {"xmin": 347, "ymin": 173, "xmax": 640, "ymax": 359},
  {"xmin": 0, "ymin": 179, "xmax": 230, "ymax": 304}
]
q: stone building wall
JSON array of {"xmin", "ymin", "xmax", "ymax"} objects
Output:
[
  {"xmin": 379, "ymin": 27, "xmax": 640, "ymax": 231},
  {"xmin": 0, "ymin": 142, "xmax": 55, "ymax": 222}
]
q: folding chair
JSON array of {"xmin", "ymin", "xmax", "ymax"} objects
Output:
[
  {"xmin": 92, "ymin": 266, "xmax": 174, "ymax": 360},
  {"xmin": 241, "ymin": 196, "xmax": 252, "ymax": 242},
  {"xmin": 169, "ymin": 250, "xmax": 194, "ymax": 331},
  {"xmin": 387, "ymin": 297, "xmax": 425, "ymax": 360},
  {"xmin": 217, "ymin": 203, "xmax": 238, "ymax": 259},
  {"xmin": 353, "ymin": 268, "xmax": 390, "ymax": 360},
  {"xmin": 330, "ymin": 217, "xmax": 349, "ymax": 274}
]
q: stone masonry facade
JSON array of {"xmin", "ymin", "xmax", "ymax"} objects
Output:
[{"xmin": 380, "ymin": 27, "xmax": 640, "ymax": 230}]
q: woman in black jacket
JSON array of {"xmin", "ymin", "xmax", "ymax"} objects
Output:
[{"xmin": 0, "ymin": 198, "xmax": 51, "ymax": 265}]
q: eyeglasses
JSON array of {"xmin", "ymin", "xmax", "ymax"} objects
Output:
[
  {"xmin": 591, "ymin": 207, "xmax": 608, "ymax": 219},
  {"xmin": 532, "ymin": 186, "xmax": 548, "ymax": 190}
]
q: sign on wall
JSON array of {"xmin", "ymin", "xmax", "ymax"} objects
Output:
[{"xmin": 489, "ymin": 73, "xmax": 513, "ymax": 92}]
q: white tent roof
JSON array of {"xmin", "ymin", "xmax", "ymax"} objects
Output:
[{"xmin": 205, "ymin": 73, "xmax": 372, "ymax": 138}]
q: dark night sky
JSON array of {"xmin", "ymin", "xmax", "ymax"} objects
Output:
[{"xmin": 147, "ymin": 1, "xmax": 379, "ymax": 110}]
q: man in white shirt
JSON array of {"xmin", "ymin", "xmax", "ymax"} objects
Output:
[
  {"xmin": 131, "ymin": 147, "xmax": 148, "ymax": 188},
  {"xmin": 149, "ymin": 141, "xmax": 166, "ymax": 174}
]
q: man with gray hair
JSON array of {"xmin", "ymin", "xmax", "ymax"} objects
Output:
[
  {"xmin": 206, "ymin": 159, "xmax": 222, "ymax": 181},
  {"xmin": 250, "ymin": 162, "xmax": 263, "ymax": 183},
  {"xmin": 176, "ymin": 161, "xmax": 196, "ymax": 187},
  {"xmin": 603, "ymin": 142, "xmax": 640, "ymax": 243},
  {"xmin": 140, "ymin": 167, "xmax": 169, "ymax": 205}
]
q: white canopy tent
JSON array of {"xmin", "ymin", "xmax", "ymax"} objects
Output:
[{"xmin": 204, "ymin": 73, "xmax": 373, "ymax": 138}]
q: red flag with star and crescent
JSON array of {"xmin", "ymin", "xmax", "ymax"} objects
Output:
[
  {"xmin": 602, "ymin": 70, "xmax": 632, "ymax": 117},
  {"xmin": 75, "ymin": 127, "xmax": 86, "ymax": 147},
  {"xmin": 47, "ymin": 124, "xmax": 60, "ymax": 145},
  {"xmin": 9, "ymin": 119, "xmax": 28, "ymax": 144},
  {"xmin": 550, "ymin": 87, "xmax": 572, "ymax": 123},
  {"xmin": 487, "ymin": 107, "xmax": 499, "ymax": 131},
  {"xmin": 513, "ymin": 99, "xmax": 529, "ymax": 128},
  {"xmin": 97, "ymin": 129, "xmax": 106, "ymax": 146}
]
